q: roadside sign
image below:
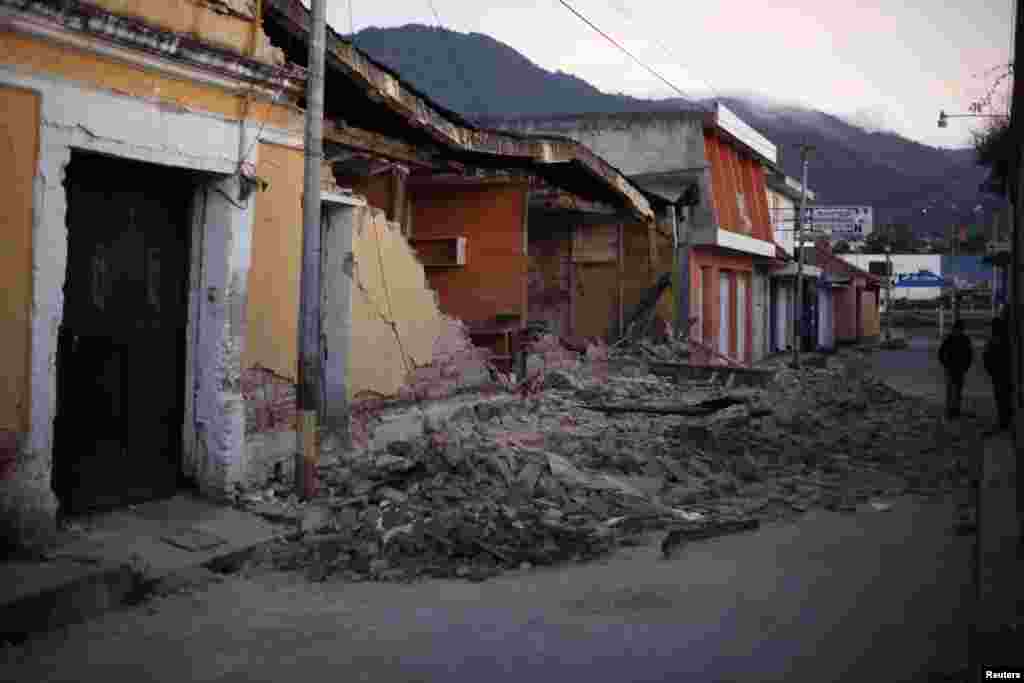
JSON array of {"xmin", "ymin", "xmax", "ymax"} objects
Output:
[{"xmin": 802, "ymin": 206, "xmax": 874, "ymax": 240}]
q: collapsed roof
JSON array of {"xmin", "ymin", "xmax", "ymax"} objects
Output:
[{"xmin": 262, "ymin": 0, "xmax": 654, "ymax": 220}]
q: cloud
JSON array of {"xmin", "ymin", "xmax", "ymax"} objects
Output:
[{"xmin": 847, "ymin": 106, "xmax": 892, "ymax": 134}]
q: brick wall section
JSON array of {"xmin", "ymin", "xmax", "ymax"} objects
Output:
[
  {"xmin": 0, "ymin": 430, "xmax": 18, "ymax": 482},
  {"xmin": 242, "ymin": 367, "xmax": 297, "ymax": 434},
  {"xmin": 398, "ymin": 315, "xmax": 493, "ymax": 402}
]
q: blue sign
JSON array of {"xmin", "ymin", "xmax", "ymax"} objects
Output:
[{"xmin": 894, "ymin": 270, "xmax": 949, "ymax": 288}]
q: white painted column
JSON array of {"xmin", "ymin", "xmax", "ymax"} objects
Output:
[
  {"xmin": 189, "ymin": 174, "xmax": 255, "ymax": 499},
  {"xmin": 719, "ymin": 271, "xmax": 729, "ymax": 356}
]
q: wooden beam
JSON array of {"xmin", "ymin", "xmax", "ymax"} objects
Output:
[{"xmin": 323, "ymin": 120, "xmax": 439, "ymax": 168}]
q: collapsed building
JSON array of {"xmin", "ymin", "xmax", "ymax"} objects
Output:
[{"xmin": 0, "ymin": 0, "xmax": 667, "ymax": 548}]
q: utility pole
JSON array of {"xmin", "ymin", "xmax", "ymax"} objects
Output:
[
  {"xmin": 885, "ymin": 244, "xmax": 893, "ymax": 342},
  {"xmin": 1009, "ymin": 0, "xmax": 1023, "ymax": 543},
  {"xmin": 792, "ymin": 143, "xmax": 814, "ymax": 369},
  {"xmin": 296, "ymin": 0, "xmax": 327, "ymax": 500}
]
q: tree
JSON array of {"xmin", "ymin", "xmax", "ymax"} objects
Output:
[
  {"xmin": 969, "ymin": 63, "xmax": 1013, "ymax": 188},
  {"xmin": 865, "ymin": 223, "xmax": 920, "ymax": 253}
]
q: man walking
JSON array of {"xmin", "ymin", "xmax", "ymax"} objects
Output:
[
  {"xmin": 983, "ymin": 314, "xmax": 1014, "ymax": 431},
  {"xmin": 939, "ymin": 319, "xmax": 973, "ymax": 419}
]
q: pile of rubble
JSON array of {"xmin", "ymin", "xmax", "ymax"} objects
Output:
[
  {"xmin": 242, "ymin": 347, "xmax": 979, "ymax": 584},
  {"xmin": 248, "ymin": 398, "xmax": 717, "ymax": 583}
]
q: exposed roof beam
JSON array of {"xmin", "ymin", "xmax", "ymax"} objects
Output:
[
  {"xmin": 264, "ymin": 0, "xmax": 653, "ymax": 221},
  {"xmin": 323, "ymin": 121, "xmax": 441, "ymax": 169}
]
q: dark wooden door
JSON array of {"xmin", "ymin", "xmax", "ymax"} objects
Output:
[{"xmin": 55, "ymin": 153, "xmax": 193, "ymax": 514}]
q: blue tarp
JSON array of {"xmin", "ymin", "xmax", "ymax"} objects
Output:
[{"xmin": 894, "ymin": 270, "xmax": 950, "ymax": 288}]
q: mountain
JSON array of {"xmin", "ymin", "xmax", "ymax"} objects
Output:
[{"xmin": 351, "ymin": 24, "xmax": 999, "ymax": 237}]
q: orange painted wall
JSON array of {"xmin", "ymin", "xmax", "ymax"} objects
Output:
[
  {"xmin": 704, "ymin": 130, "xmax": 772, "ymax": 242},
  {"xmin": 410, "ymin": 183, "xmax": 528, "ymax": 326},
  {"xmin": 0, "ymin": 85, "xmax": 40, "ymax": 434},
  {"xmin": 245, "ymin": 142, "xmax": 304, "ymax": 379},
  {"xmin": 0, "ymin": 33, "xmax": 302, "ymax": 130},
  {"xmin": 689, "ymin": 247, "xmax": 754, "ymax": 362}
]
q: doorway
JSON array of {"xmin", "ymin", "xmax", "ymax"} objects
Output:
[{"xmin": 54, "ymin": 151, "xmax": 196, "ymax": 514}]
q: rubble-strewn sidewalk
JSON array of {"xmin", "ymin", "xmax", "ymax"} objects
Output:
[{"xmin": 239, "ymin": 341, "xmax": 983, "ymax": 584}]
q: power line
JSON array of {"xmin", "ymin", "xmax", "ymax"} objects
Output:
[
  {"xmin": 427, "ymin": 0, "xmax": 443, "ymax": 26},
  {"xmin": 604, "ymin": 1, "xmax": 720, "ymax": 103},
  {"xmin": 424, "ymin": 0, "xmax": 490, "ymax": 121},
  {"xmin": 554, "ymin": 0, "xmax": 711, "ymax": 110}
]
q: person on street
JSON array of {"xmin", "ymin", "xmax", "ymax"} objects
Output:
[
  {"xmin": 938, "ymin": 319, "xmax": 973, "ymax": 419},
  {"xmin": 983, "ymin": 314, "xmax": 1014, "ymax": 431}
]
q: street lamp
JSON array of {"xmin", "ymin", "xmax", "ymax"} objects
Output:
[{"xmin": 937, "ymin": 109, "xmax": 1008, "ymax": 128}]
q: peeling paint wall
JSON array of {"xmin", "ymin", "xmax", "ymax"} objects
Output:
[
  {"xmin": 0, "ymin": 46, "xmax": 281, "ymax": 545},
  {"xmin": 0, "ymin": 32, "xmax": 302, "ymax": 129},
  {"xmin": 74, "ymin": 0, "xmax": 283, "ymax": 64}
]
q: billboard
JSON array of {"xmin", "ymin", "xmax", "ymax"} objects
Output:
[{"xmin": 803, "ymin": 206, "xmax": 874, "ymax": 241}]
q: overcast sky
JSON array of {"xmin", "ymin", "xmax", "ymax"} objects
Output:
[{"xmin": 326, "ymin": 0, "xmax": 1013, "ymax": 149}]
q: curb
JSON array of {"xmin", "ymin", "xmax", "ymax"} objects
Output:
[{"xmin": 0, "ymin": 560, "xmax": 143, "ymax": 644}]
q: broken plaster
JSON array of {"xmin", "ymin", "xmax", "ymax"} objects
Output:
[{"xmin": 4, "ymin": 68, "xmax": 263, "ymax": 543}]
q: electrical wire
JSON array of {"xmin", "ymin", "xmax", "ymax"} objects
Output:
[
  {"xmin": 427, "ymin": 0, "xmax": 443, "ymax": 26},
  {"xmin": 424, "ymin": 0, "xmax": 489, "ymax": 121},
  {"xmin": 603, "ymin": 0, "xmax": 720, "ymax": 104},
  {"xmin": 555, "ymin": 0, "xmax": 710, "ymax": 110}
]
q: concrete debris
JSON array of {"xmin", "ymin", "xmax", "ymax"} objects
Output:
[
  {"xmin": 543, "ymin": 370, "xmax": 582, "ymax": 392},
  {"xmin": 243, "ymin": 346, "xmax": 979, "ymax": 584}
]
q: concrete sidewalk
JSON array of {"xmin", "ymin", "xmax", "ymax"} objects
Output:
[
  {"xmin": 0, "ymin": 494, "xmax": 289, "ymax": 642},
  {"xmin": 974, "ymin": 432, "xmax": 1022, "ymax": 672}
]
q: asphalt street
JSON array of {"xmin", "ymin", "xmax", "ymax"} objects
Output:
[{"xmin": 0, "ymin": 339, "xmax": 980, "ymax": 683}]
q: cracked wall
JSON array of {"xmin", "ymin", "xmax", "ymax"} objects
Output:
[
  {"xmin": 77, "ymin": 0, "xmax": 284, "ymax": 65},
  {"xmin": 0, "ymin": 62, "xmax": 271, "ymax": 546}
]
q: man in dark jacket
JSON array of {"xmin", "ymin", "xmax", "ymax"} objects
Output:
[
  {"xmin": 983, "ymin": 314, "xmax": 1014, "ymax": 430},
  {"xmin": 939, "ymin": 319, "xmax": 973, "ymax": 419}
]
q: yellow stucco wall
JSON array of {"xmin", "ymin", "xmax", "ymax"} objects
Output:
[
  {"xmin": 0, "ymin": 33, "xmax": 301, "ymax": 130},
  {"xmin": 245, "ymin": 142, "xmax": 303, "ymax": 379},
  {"xmin": 349, "ymin": 207, "xmax": 443, "ymax": 399},
  {"xmin": 0, "ymin": 86, "xmax": 39, "ymax": 434},
  {"xmin": 77, "ymin": 0, "xmax": 281, "ymax": 64}
]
